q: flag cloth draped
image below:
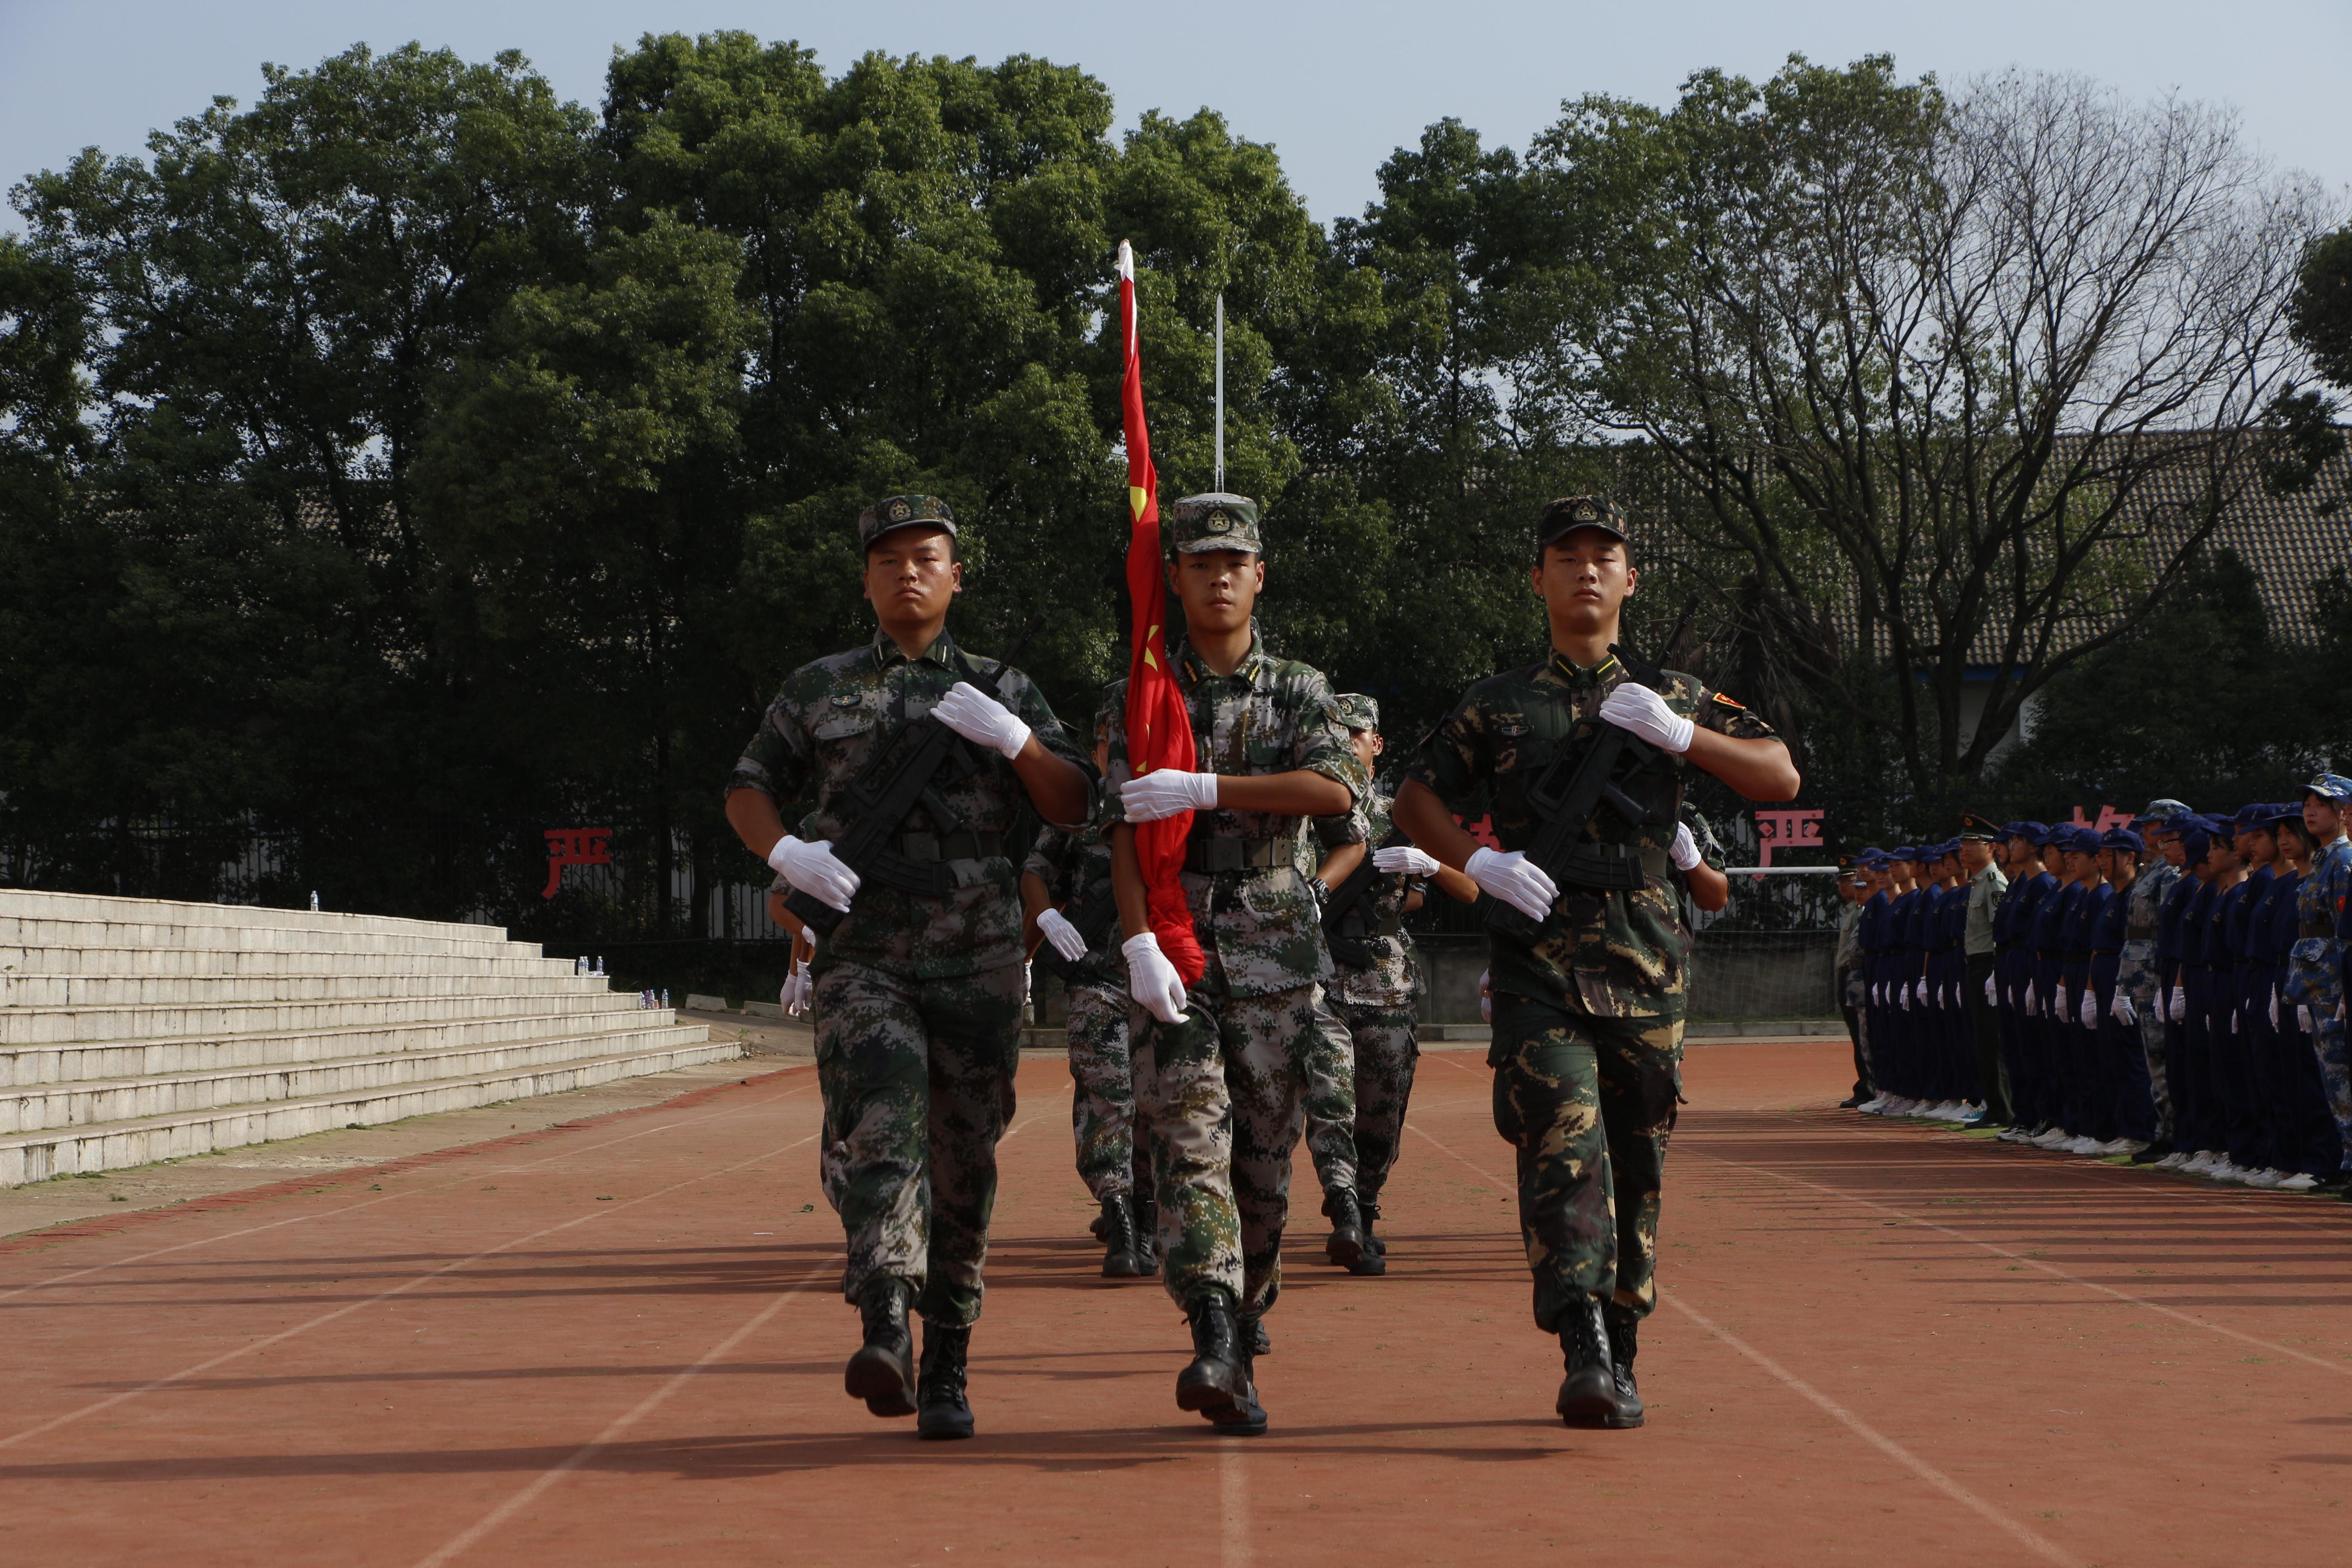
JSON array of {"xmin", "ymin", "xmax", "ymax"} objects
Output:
[{"xmin": 1117, "ymin": 239, "xmax": 1206, "ymax": 985}]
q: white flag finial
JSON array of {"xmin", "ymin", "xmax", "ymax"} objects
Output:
[{"xmin": 1117, "ymin": 238, "xmax": 1134, "ymax": 281}]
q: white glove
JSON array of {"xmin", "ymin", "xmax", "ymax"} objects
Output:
[
  {"xmin": 2231, "ymin": 1008, "xmax": 2240, "ymax": 1034},
  {"xmin": 1466, "ymin": 846, "xmax": 1558, "ymax": 922},
  {"xmin": 768, "ymin": 835, "xmax": 860, "ymax": 913},
  {"xmin": 1479, "ymin": 967, "xmax": 1493, "ymax": 1024},
  {"xmin": 1123, "ymin": 932, "xmax": 1191, "ymax": 1024},
  {"xmin": 2168, "ymin": 989, "xmax": 2186, "ymax": 1023},
  {"xmin": 2110, "ymin": 992, "xmax": 2136, "ymax": 1026},
  {"xmin": 1373, "ymin": 844, "xmax": 1442, "ymax": 877},
  {"xmin": 1899, "ymin": 981, "xmax": 1912, "ymax": 1011},
  {"xmin": 779, "ymin": 958, "xmax": 812, "ymax": 1017},
  {"xmin": 1597, "ymin": 683, "xmax": 1695, "ymax": 754},
  {"xmin": 2080, "ymin": 990, "xmax": 2097, "ymax": 1029},
  {"xmin": 1872, "ymin": 982, "xmax": 1884, "ymax": 1006},
  {"xmin": 1985, "ymin": 975, "xmax": 1998, "ymax": 1004},
  {"xmin": 1669, "ymin": 822, "xmax": 1703, "ymax": 871},
  {"xmin": 1121, "ymin": 769, "xmax": 1219, "ymax": 823},
  {"xmin": 2269, "ymin": 987, "xmax": 2279, "ymax": 1029},
  {"xmin": 2024, "ymin": 982, "xmax": 2038, "ymax": 1017},
  {"xmin": 2338, "ymin": 1001, "xmax": 2346, "ymax": 1022},
  {"xmin": 1036, "ymin": 906, "xmax": 1088, "ymax": 963},
  {"xmin": 1022, "ymin": 960, "xmax": 1033, "ymax": 1007},
  {"xmin": 930, "ymin": 681, "xmax": 1032, "ymax": 760},
  {"xmin": 2053, "ymin": 983, "xmax": 2069, "ymax": 1020},
  {"xmin": 2300, "ymin": 1004, "xmax": 2314, "ymax": 1033},
  {"xmin": 1914, "ymin": 978, "xmax": 1928, "ymax": 1006}
]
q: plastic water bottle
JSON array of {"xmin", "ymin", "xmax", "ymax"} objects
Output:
[
  {"xmin": 593, "ymin": 956, "xmax": 605, "ymax": 976},
  {"xmin": 661, "ymin": 989, "xmax": 671, "ymax": 1009},
  {"xmin": 574, "ymin": 956, "xmax": 586, "ymax": 975},
  {"xmin": 309, "ymin": 891, "xmax": 320, "ymax": 912}
]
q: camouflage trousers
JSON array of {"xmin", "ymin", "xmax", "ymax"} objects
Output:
[
  {"xmin": 1131, "ymin": 962, "xmax": 1355, "ymax": 1318},
  {"xmin": 2311, "ymin": 986, "xmax": 2352, "ymax": 1172},
  {"xmin": 2122, "ymin": 957, "xmax": 2172, "ymax": 1143},
  {"xmin": 1489, "ymin": 992, "xmax": 1682, "ymax": 1331},
  {"xmin": 812, "ymin": 960, "xmax": 1024, "ymax": 1328},
  {"xmin": 1064, "ymin": 981, "xmax": 1147, "ymax": 1200},
  {"xmin": 1308, "ymin": 994, "xmax": 1419, "ymax": 1204}
]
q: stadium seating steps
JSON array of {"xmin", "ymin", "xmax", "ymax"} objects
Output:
[{"xmin": 0, "ymin": 888, "xmax": 738, "ymax": 1187}]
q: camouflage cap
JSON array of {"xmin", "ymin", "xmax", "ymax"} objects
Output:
[
  {"xmin": 857, "ymin": 493, "xmax": 957, "ymax": 551},
  {"xmin": 1330, "ymin": 692, "xmax": 1380, "ymax": 732},
  {"xmin": 2138, "ymin": 797, "xmax": 2191, "ymax": 823},
  {"xmin": 1166, "ymin": 492, "xmax": 1263, "ymax": 554},
  {"xmin": 1536, "ymin": 495, "xmax": 1629, "ymax": 550},
  {"xmin": 2303, "ymin": 774, "xmax": 2352, "ymax": 805}
]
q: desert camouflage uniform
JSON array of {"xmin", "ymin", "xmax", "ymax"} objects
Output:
[
  {"xmin": 1024, "ymin": 822, "xmax": 1148, "ymax": 1200},
  {"xmin": 1407, "ymin": 651, "xmax": 1776, "ymax": 1330},
  {"xmin": 2117, "ymin": 858, "xmax": 2180, "ymax": 1142},
  {"xmin": 1307, "ymin": 784, "xmax": 1424, "ymax": 1209},
  {"xmin": 1103, "ymin": 626, "xmax": 1367, "ymax": 1318},
  {"xmin": 2286, "ymin": 835, "xmax": 2352, "ymax": 1169},
  {"xmin": 729, "ymin": 626, "xmax": 1091, "ymax": 1327}
]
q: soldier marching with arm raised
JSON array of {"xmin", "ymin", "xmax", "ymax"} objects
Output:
[
  {"xmin": 1391, "ymin": 496, "xmax": 1799, "ymax": 1430},
  {"xmin": 1104, "ymin": 493, "xmax": 1368, "ymax": 1436},
  {"xmin": 722, "ymin": 495, "xmax": 1095, "ymax": 1441}
]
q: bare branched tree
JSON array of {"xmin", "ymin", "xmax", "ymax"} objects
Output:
[{"xmin": 1526, "ymin": 58, "xmax": 2333, "ymax": 800}]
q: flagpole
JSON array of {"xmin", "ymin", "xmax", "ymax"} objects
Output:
[{"xmin": 1214, "ymin": 293, "xmax": 1225, "ymax": 492}]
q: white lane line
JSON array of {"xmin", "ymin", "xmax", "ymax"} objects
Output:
[
  {"xmin": 414, "ymin": 1255, "xmax": 839, "ymax": 1568},
  {"xmin": 0, "ymin": 1070, "xmax": 815, "ymax": 1304},
  {"xmin": 1681, "ymin": 1142, "xmax": 2352, "ymax": 1380},
  {"xmin": 1400, "ymin": 1107, "xmax": 2084, "ymax": 1568},
  {"xmin": 0, "ymin": 1126, "xmax": 822, "ymax": 1452},
  {"xmin": 1221, "ymin": 1441, "xmax": 1253, "ymax": 1568}
]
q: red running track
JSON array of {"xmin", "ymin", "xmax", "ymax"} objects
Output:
[{"xmin": 1, "ymin": 1040, "xmax": 2348, "ymax": 1565}]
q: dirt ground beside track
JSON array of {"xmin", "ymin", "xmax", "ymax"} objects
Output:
[{"xmin": 2, "ymin": 1035, "xmax": 2347, "ymax": 1566}]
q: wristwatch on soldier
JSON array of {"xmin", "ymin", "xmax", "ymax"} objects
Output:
[{"xmin": 1308, "ymin": 877, "xmax": 1333, "ymax": 905}]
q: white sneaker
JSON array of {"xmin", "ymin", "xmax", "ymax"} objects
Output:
[
  {"xmin": 2279, "ymin": 1173, "xmax": 2320, "ymax": 1191},
  {"xmin": 2098, "ymin": 1139, "xmax": 2141, "ymax": 1156},
  {"xmin": 2212, "ymin": 1162, "xmax": 2251, "ymax": 1183},
  {"xmin": 2063, "ymin": 1136, "xmax": 2102, "ymax": 1155},
  {"xmin": 2032, "ymin": 1128, "xmax": 2072, "ymax": 1149},
  {"xmin": 1858, "ymin": 1096, "xmax": 1888, "ymax": 1114},
  {"xmin": 2243, "ymin": 1168, "xmax": 2284, "ymax": 1188},
  {"xmin": 2182, "ymin": 1151, "xmax": 2220, "ymax": 1174},
  {"xmin": 2155, "ymin": 1152, "xmax": 2190, "ymax": 1169},
  {"xmin": 1997, "ymin": 1127, "xmax": 2030, "ymax": 1142}
]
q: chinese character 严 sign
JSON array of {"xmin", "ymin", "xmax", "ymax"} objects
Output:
[
  {"xmin": 1753, "ymin": 808, "xmax": 1823, "ymax": 867},
  {"xmin": 543, "ymin": 828, "xmax": 612, "ymax": 900}
]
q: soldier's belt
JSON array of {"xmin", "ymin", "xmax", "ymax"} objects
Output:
[
  {"xmin": 1550, "ymin": 841, "xmax": 1673, "ymax": 892},
  {"xmin": 2302, "ymin": 921, "xmax": 2334, "ymax": 938},
  {"xmin": 1184, "ymin": 835, "xmax": 1286, "ymax": 873},
  {"xmin": 2127, "ymin": 921, "xmax": 2159, "ymax": 939},
  {"xmin": 891, "ymin": 829, "xmax": 1007, "ymax": 862}
]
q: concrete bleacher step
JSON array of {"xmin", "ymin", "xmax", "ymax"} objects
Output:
[
  {"xmin": 0, "ymin": 887, "xmax": 740, "ymax": 1187},
  {"xmin": 0, "ymin": 1034, "xmax": 733, "ymax": 1186}
]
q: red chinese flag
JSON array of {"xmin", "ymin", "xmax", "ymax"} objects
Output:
[{"xmin": 1117, "ymin": 240, "xmax": 1206, "ymax": 985}]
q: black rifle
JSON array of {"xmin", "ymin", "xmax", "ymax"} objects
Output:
[
  {"xmin": 1481, "ymin": 599, "xmax": 1697, "ymax": 943},
  {"xmin": 1321, "ymin": 829, "xmax": 1403, "ymax": 970},
  {"xmin": 784, "ymin": 617, "xmax": 1044, "ymax": 936}
]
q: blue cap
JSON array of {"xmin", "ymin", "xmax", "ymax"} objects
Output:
[
  {"xmin": 2261, "ymin": 802, "xmax": 2302, "ymax": 830},
  {"xmin": 2181, "ymin": 826, "xmax": 2212, "ymax": 863},
  {"xmin": 2101, "ymin": 826, "xmax": 2144, "ymax": 852},
  {"xmin": 2010, "ymin": 821, "xmax": 2050, "ymax": 845},
  {"xmin": 1855, "ymin": 848, "xmax": 1888, "ymax": 867},
  {"xmin": 2306, "ymin": 775, "xmax": 2352, "ymax": 805},
  {"xmin": 2234, "ymin": 803, "xmax": 2274, "ymax": 832},
  {"xmin": 2063, "ymin": 825, "xmax": 2103, "ymax": 853},
  {"xmin": 1891, "ymin": 845, "xmax": 1916, "ymax": 860}
]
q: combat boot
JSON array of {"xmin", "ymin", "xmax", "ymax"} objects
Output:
[
  {"xmin": 1359, "ymin": 1197, "xmax": 1388, "ymax": 1256},
  {"xmin": 2129, "ymin": 1139, "xmax": 2174, "ymax": 1166},
  {"xmin": 1555, "ymin": 1295, "xmax": 1618, "ymax": 1429},
  {"xmin": 1135, "ymin": 1198, "xmax": 1161, "ymax": 1276},
  {"xmin": 1100, "ymin": 1194, "xmax": 1146, "ymax": 1279},
  {"xmin": 1247, "ymin": 1316, "xmax": 1272, "ymax": 1357},
  {"xmin": 1321, "ymin": 1187, "xmax": 1367, "ymax": 1268},
  {"xmin": 1209, "ymin": 1318, "xmax": 1269, "ymax": 1436},
  {"xmin": 1176, "ymin": 1291, "xmax": 1250, "ymax": 1418},
  {"xmin": 845, "ymin": 1276, "xmax": 916, "ymax": 1417},
  {"xmin": 1602, "ymin": 1305, "xmax": 1646, "ymax": 1429},
  {"xmin": 916, "ymin": 1318, "xmax": 975, "ymax": 1441}
]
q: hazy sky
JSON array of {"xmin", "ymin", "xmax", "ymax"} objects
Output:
[{"xmin": 5, "ymin": 0, "xmax": 2347, "ymax": 228}]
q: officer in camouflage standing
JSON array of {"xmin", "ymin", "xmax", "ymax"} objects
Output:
[
  {"xmin": 1105, "ymin": 493, "xmax": 1368, "ymax": 1435},
  {"xmin": 2118, "ymin": 800, "xmax": 2187, "ymax": 1161},
  {"xmin": 1021, "ymin": 717, "xmax": 1155, "ymax": 1276},
  {"xmin": 1393, "ymin": 496, "xmax": 1800, "ymax": 1431},
  {"xmin": 2286, "ymin": 774, "xmax": 2352, "ymax": 1196},
  {"xmin": 725, "ymin": 495, "xmax": 1095, "ymax": 1441},
  {"xmin": 1307, "ymin": 693, "xmax": 1481, "ymax": 1276}
]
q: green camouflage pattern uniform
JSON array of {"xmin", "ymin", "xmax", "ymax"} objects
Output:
[
  {"xmin": 2117, "ymin": 857, "xmax": 2180, "ymax": 1141},
  {"xmin": 1306, "ymin": 702, "xmax": 1424, "ymax": 1210},
  {"xmin": 1024, "ymin": 821, "xmax": 1148, "ymax": 1201},
  {"xmin": 1407, "ymin": 649, "xmax": 1776, "ymax": 1331},
  {"xmin": 1105, "ymin": 496, "xmax": 1368, "ymax": 1320},
  {"xmin": 729, "ymin": 503, "xmax": 1092, "ymax": 1330}
]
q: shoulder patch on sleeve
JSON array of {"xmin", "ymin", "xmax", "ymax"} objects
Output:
[{"xmin": 1712, "ymin": 691, "xmax": 1747, "ymax": 710}]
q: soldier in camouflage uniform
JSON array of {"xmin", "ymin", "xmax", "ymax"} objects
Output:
[
  {"xmin": 1306, "ymin": 693, "xmax": 1480, "ymax": 1276},
  {"xmin": 725, "ymin": 494, "xmax": 1094, "ymax": 1441},
  {"xmin": 1394, "ymin": 495, "xmax": 1798, "ymax": 1431},
  {"xmin": 2118, "ymin": 800, "xmax": 2188, "ymax": 1158},
  {"xmin": 2286, "ymin": 774, "xmax": 2352, "ymax": 1196},
  {"xmin": 1104, "ymin": 492, "xmax": 1368, "ymax": 1435},
  {"xmin": 1021, "ymin": 740, "xmax": 1157, "ymax": 1276}
]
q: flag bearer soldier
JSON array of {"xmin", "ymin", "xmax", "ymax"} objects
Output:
[
  {"xmin": 724, "ymin": 495, "xmax": 1096, "ymax": 1441},
  {"xmin": 1105, "ymin": 492, "xmax": 1369, "ymax": 1436},
  {"xmin": 1307, "ymin": 693, "xmax": 1480, "ymax": 1275},
  {"xmin": 1022, "ymin": 718, "xmax": 1156, "ymax": 1276},
  {"xmin": 1392, "ymin": 495, "xmax": 1800, "ymax": 1430}
]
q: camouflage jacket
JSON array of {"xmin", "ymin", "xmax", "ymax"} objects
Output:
[
  {"xmin": 2116, "ymin": 860, "xmax": 2178, "ymax": 985},
  {"xmin": 1022, "ymin": 821, "xmax": 1125, "ymax": 991},
  {"xmin": 1313, "ymin": 786, "xmax": 1421, "ymax": 1008},
  {"xmin": 1406, "ymin": 650, "xmax": 1778, "ymax": 1020},
  {"xmin": 2285, "ymin": 837, "xmax": 2351, "ymax": 1006},
  {"xmin": 1101, "ymin": 627, "xmax": 1367, "ymax": 998},
  {"xmin": 728, "ymin": 627, "xmax": 1091, "ymax": 980}
]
